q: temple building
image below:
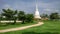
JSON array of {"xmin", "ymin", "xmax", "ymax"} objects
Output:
[{"xmin": 34, "ymin": 0, "xmax": 41, "ymax": 19}]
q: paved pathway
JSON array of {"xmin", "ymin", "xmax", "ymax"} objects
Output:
[{"xmin": 0, "ymin": 22, "xmax": 44, "ymax": 33}]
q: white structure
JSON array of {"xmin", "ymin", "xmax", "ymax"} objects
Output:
[
  {"xmin": 34, "ymin": 0, "xmax": 41, "ymax": 19},
  {"xmin": 1, "ymin": 21, "xmax": 22, "ymax": 23}
]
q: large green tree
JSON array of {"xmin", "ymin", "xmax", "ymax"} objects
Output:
[
  {"xmin": 25, "ymin": 14, "xmax": 34, "ymax": 23},
  {"xmin": 18, "ymin": 11, "xmax": 26, "ymax": 24},
  {"xmin": 18, "ymin": 11, "xmax": 34, "ymax": 24},
  {"xmin": 2, "ymin": 9, "xmax": 17, "ymax": 24},
  {"xmin": 50, "ymin": 13, "xmax": 59, "ymax": 20},
  {"xmin": 2, "ymin": 9, "xmax": 17, "ymax": 20}
]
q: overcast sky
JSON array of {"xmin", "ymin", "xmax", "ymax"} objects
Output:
[{"xmin": 0, "ymin": 0, "xmax": 60, "ymax": 15}]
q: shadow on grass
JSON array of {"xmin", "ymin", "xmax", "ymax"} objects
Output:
[{"xmin": 22, "ymin": 32, "xmax": 59, "ymax": 34}]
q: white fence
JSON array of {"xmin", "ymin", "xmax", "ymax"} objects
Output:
[{"xmin": 0, "ymin": 21, "xmax": 22, "ymax": 23}]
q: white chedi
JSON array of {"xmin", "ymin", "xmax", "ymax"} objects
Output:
[
  {"xmin": 34, "ymin": 10, "xmax": 41, "ymax": 19},
  {"xmin": 34, "ymin": 0, "xmax": 41, "ymax": 19}
]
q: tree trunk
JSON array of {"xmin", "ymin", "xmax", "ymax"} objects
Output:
[{"xmin": 22, "ymin": 20, "xmax": 25, "ymax": 24}]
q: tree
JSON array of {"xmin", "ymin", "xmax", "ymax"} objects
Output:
[
  {"xmin": 13, "ymin": 10, "xmax": 18, "ymax": 24},
  {"xmin": 25, "ymin": 14, "xmax": 34, "ymax": 23},
  {"xmin": 18, "ymin": 11, "xmax": 26, "ymax": 24},
  {"xmin": 2, "ymin": 9, "xmax": 17, "ymax": 20},
  {"xmin": 50, "ymin": 12, "xmax": 59, "ymax": 20},
  {"xmin": 0, "ymin": 14, "xmax": 1, "ymax": 23},
  {"xmin": 41, "ymin": 14, "xmax": 48, "ymax": 18},
  {"xmin": 2, "ymin": 9, "xmax": 17, "ymax": 24}
]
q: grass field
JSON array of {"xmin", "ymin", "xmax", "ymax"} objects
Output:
[
  {"xmin": 0, "ymin": 21, "xmax": 37, "ymax": 30},
  {"xmin": 0, "ymin": 20, "xmax": 60, "ymax": 34}
]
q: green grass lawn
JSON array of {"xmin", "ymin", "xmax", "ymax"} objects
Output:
[
  {"xmin": 0, "ymin": 20, "xmax": 60, "ymax": 34},
  {"xmin": 0, "ymin": 21, "xmax": 37, "ymax": 30}
]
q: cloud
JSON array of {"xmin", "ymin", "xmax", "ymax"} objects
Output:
[
  {"xmin": 43, "ymin": 9, "xmax": 51, "ymax": 11},
  {"xmin": 0, "ymin": 0, "xmax": 60, "ymax": 14},
  {"xmin": 3, "ymin": 4, "xmax": 11, "ymax": 9},
  {"xmin": 44, "ymin": 8, "xmax": 59, "ymax": 11},
  {"xmin": 3, "ymin": 4, "xmax": 14, "ymax": 10},
  {"xmin": 55, "ymin": 10, "xmax": 59, "ymax": 12}
]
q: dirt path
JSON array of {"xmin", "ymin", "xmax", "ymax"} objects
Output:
[{"xmin": 0, "ymin": 22, "xmax": 44, "ymax": 33}]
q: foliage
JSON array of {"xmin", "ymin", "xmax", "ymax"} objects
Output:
[
  {"xmin": 18, "ymin": 11, "xmax": 26, "ymax": 24},
  {"xmin": 1, "ymin": 9, "xmax": 17, "ymax": 24},
  {"xmin": 25, "ymin": 14, "xmax": 34, "ymax": 23},
  {"xmin": 41, "ymin": 14, "xmax": 48, "ymax": 18},
  {"xmin": 0, "ymin": 9, "xmax": 34, "ymax": 24},
  {"xmin": 2, "ymin": 9, "xmax": 17, "ymax": 20},
  {"xmin": 18, "ymin": 11, "xmax": 34, "ymax": 24},
  {"xmin": 50, "ymin": 12, "xmax": 59, "ymax": 20}
]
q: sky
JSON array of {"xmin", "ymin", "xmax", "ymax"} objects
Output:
[{"xmin": 0, "ymin": 0, "xmax": 60, "ymax": 15}]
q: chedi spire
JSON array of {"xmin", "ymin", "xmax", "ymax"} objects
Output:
[{"xmin": 34, "ymin": 0, "xmax": 41, "ymax": 19}]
